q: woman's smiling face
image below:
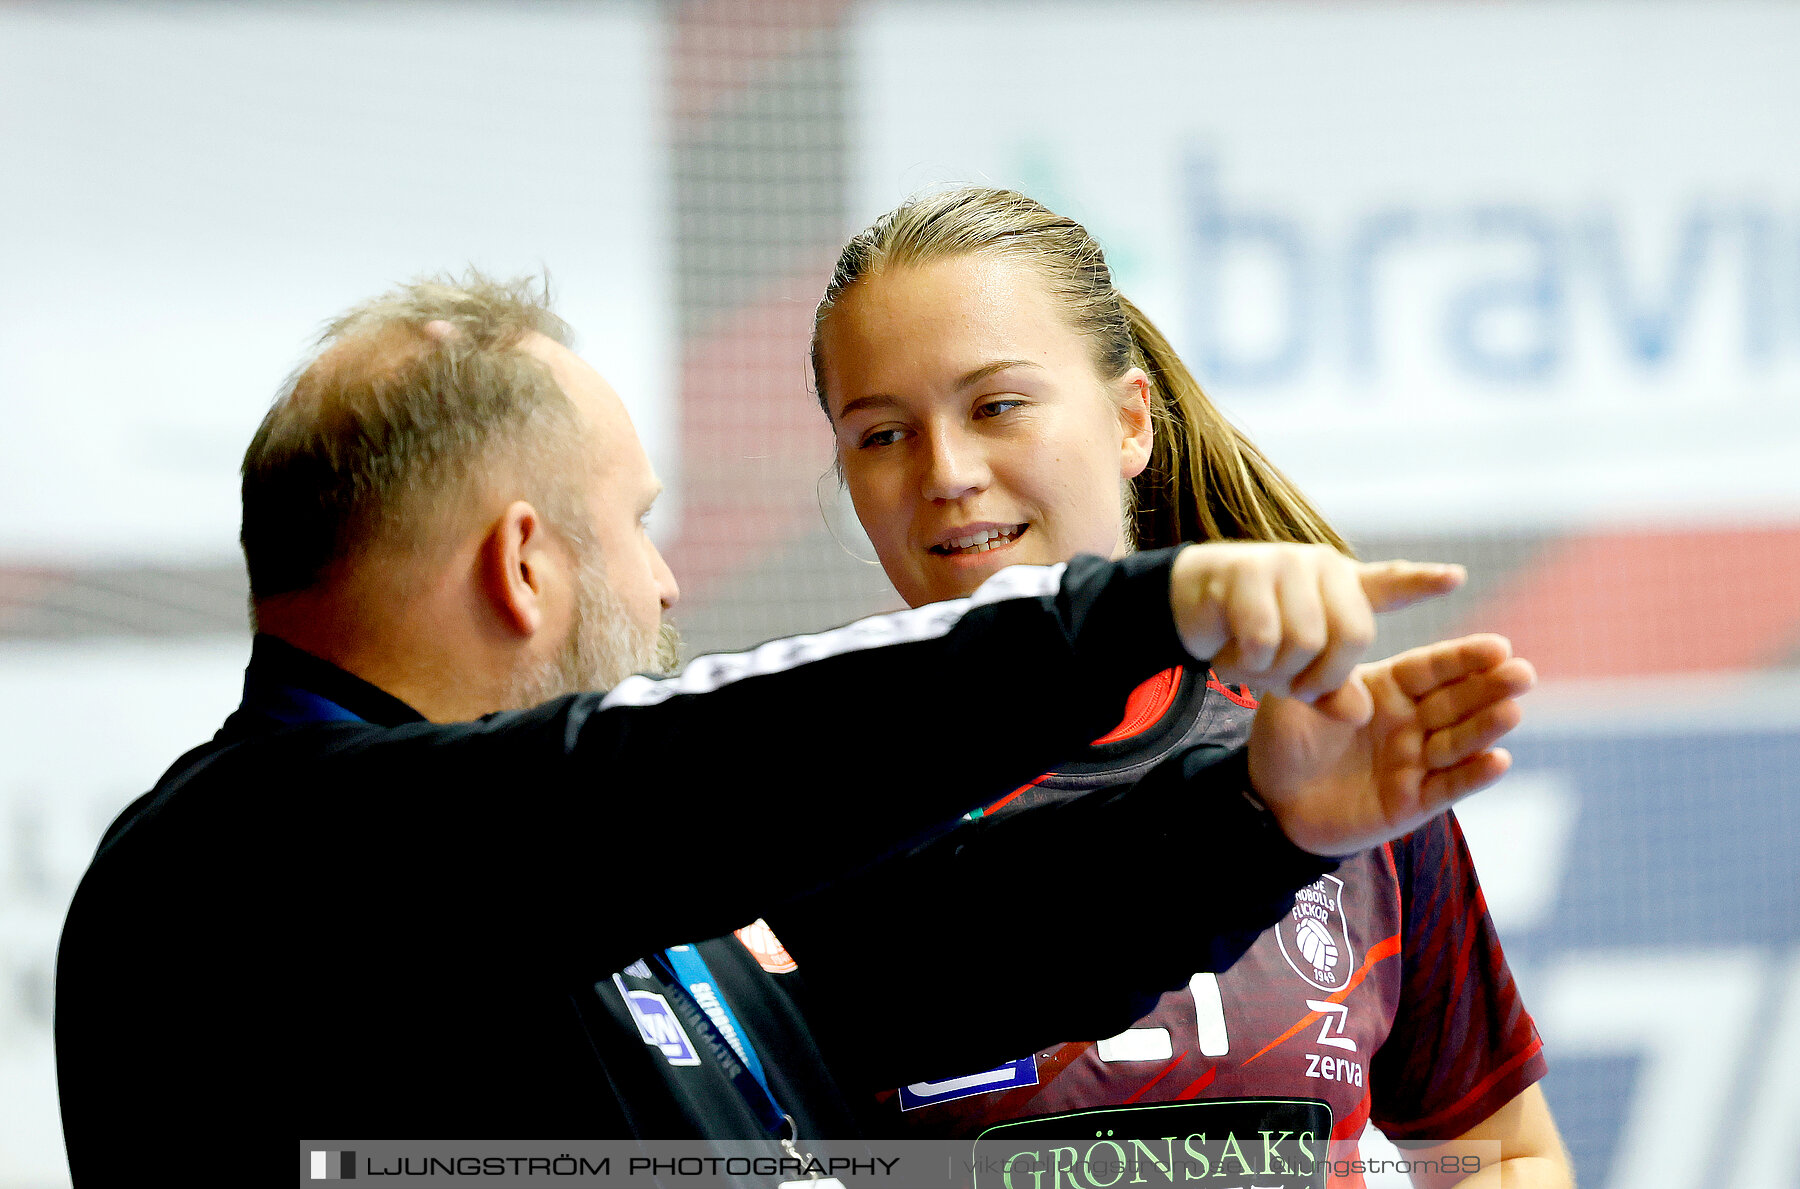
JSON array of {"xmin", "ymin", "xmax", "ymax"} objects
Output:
[{"xmin": 818, "ymin": 253, "xmax": 1153, "ymax": 608}]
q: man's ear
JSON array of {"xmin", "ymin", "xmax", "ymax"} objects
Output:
[
  {"xmin": 1117, "ymin": 367, "xmax": 1155, "ymax": 480},
  {"xmin": 480, "ymin": 500, "xmax": 554, "ymax": 638}
]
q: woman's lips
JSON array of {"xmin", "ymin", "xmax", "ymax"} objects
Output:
[{"xmin": 927, "ymin": 523, "xmax": 1028, "ymax": 557}]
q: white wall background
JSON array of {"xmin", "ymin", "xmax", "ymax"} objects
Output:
[{"xmin": 0, "ymin": 3, "xmax": 675, "ymax": 566}]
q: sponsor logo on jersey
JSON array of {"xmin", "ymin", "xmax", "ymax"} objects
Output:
[
  {"xmin": 1305, "ymin": 999, "xmax": 1358, "ymax": 1052},
  {"xmin": 1303, "ymin": 1052, "xmax": 1365, "ymax": 1087},
  {"xmin": 1276, "ymin": 874, "xmax": 1357, "ymax": 992},
  {"xmin": 898, "ymin": 1057, "xmax": 1038, "ymax": 1110},
  {"xmin": 735, "ymin": 918, "xmax": 798, "ymax": 974},
  {"xmin": 969, "ymin": 1099, "xmax": 1329, "ymax": 1189},
  {"xmin": 623, "ymin": 989, "xmax": 701, "ymax": 1066}
]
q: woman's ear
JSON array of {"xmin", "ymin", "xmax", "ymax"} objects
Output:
[{"xmin": 1117, "ymin": 367, "xmax": 1155, "ymax": 480}]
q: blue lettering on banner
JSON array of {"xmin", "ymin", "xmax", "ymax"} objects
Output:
[
  {"xmin": 1186, "ymin": 153, "xmax": 1312, "ymax": 387},
  {"xmin": 898, "ymin": 1057, "xmax": 1038, "ymax": 1110},
  {"xmin": 623, "ymin": 990, "xmax": 701, "ymax": 1066},
  {"xmin": 1178, "ymin": 150, "xmax": 1795, "ymax": 391},
  {"xmin": 1444, "ymin": 206, "xmax": 1564, "ymax": 383}
]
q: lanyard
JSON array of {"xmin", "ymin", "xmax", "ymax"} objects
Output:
[
  {"xmin": 661, "ymin": 944, "xmax": 773, "ymax": 1098},
  {"xmin": 640, "ymin": 951, "xmax": 790, "ymax": 1139}
]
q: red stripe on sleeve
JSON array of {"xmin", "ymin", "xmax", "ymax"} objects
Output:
[
  {"xmin": 983, "ymin": 772, "xmax": 1052, "ymax": 816},
  {"xmin": 1446, "ymin": 886, "xmax": 1491, "ymax": 986}
]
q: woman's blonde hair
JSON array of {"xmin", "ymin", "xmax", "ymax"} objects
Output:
[{"xmin": 810, "ymin": 187, "xmax": 1350, "ymax": 555}]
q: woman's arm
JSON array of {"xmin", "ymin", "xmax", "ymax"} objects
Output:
[{"xmin": 1404, "ymin": 1085, "xmax": 1575, "ymax": 1188}]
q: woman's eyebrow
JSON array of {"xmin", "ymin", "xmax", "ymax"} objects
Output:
[
  {"xmin": 837, "ymin": 394, "xmax": 901, "ymax": 420},
  {"xmin": 957, "ymin": 359, "xmax": 1041, "ymax": 388},
  {"xmin": 837, "ymin": 360, "xmax": 1044, "ymax": 419}
]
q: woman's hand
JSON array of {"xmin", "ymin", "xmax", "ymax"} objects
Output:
[{"xmin": 1248, "ymin": 634, "xmax": 1537, "ymax": 856}]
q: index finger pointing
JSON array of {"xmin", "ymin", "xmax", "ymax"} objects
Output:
[{"xmin": 1357, "ymin": 560, "xmax": 1466, "ymax": 613}]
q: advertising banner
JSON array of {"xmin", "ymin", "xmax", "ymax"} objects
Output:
[{"xmin": 853, "ymin": 2, "xmax": 1800, "ymax": 535}]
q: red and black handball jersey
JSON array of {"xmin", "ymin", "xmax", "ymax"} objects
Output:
[{"xmin": 780, "ymin": 667, "xmax": 1547, "ymax": 1189}]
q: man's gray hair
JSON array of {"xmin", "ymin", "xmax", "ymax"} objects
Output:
[{"xmin": 241, "ymin": 271, "xmax": 589, "ymax": 601}]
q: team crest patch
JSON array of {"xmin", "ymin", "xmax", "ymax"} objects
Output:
[
  {"xmin": 623, "ymin": 989, "xmax": 702, "ymax": 1066},
  {"xmin": 735, "ymin": 918, "xmax": 798, "ymax": 973},
  {"xmin": 1276, "ymin": 874, "xmax": 1357, "ymax": 992}
]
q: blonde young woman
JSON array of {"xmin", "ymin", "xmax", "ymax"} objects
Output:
[{"xmin": 788, "ymin": 189, "xmax": 1572, "ymax": 1188}]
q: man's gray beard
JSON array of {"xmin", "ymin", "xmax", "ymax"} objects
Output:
[{"xmin": 506, "ymin": 551, "xmax": 682, "ymax": 708}]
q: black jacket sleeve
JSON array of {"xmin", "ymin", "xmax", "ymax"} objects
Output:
[
  {"xmin": 112, "ymin": 551, "xmax": 1192, "ymax": 980},
  {"xmin": 768, "ymin": 747, "xmax": 1336, "ymax": 1091}
]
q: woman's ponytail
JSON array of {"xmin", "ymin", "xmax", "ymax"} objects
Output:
[{"xmin": 1121, "ymin": 296, "xmax": 1351, "ymax": 555}]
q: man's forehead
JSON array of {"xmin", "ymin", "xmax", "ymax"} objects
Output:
[
  {"xmin": 521, "ymin": 332, "xmax": 634, "ymax": 429},
  {"xmin": 517, "ymin": 332, "xmax": 661, "ymax": 501},
  {"xmin": 521, "ymin": 331, "xmax": 599, "ymax": 392},
  {"xmin": 517, "ymin": 328, "xmax": 569, "ymax": 369}
]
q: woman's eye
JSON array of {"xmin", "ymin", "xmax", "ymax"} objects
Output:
[
  {"xmin": 857, "ymin": 427, "xmax": 907, "ymax": 449},
  {"xmin": 976, "ymin": 399, "xmax": 1023, "ymax": 419}
]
